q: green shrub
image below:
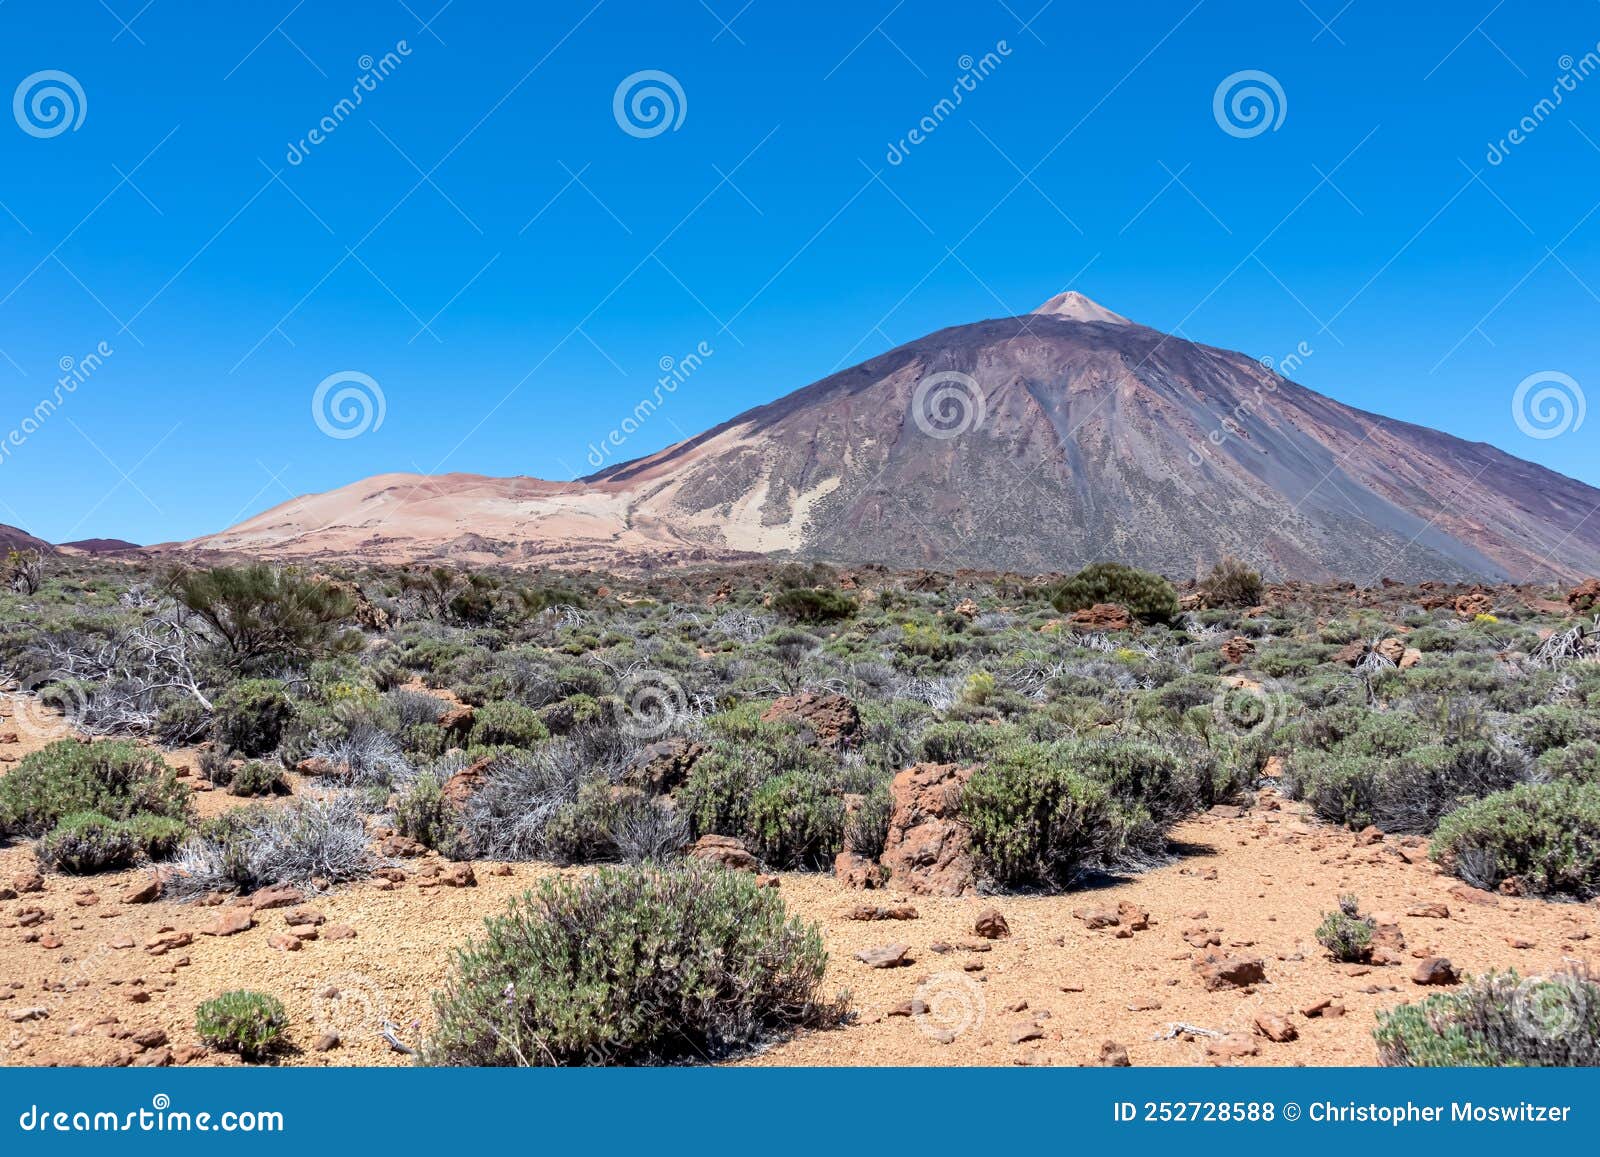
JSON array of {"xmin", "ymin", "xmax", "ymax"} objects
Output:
[
  {"xmin": 1376, "ymin": 969, "xmax": 1600, "ymax": 1067},
  {"xmin": 1536, "ymin": 739, "xmax": 1600, "ymax": 783},
  {"xmin": 425, "ymin": 865, "xmax": 839, "ymax": 1066},
  {"xmin": 195, "ymin": 991, "xmax": 290, "ymax": 1062},
  {"xmin": 961, "ymin": 739, "xmax": 1202, "ymax": 889},
  {"xmin": 212, "ymin": 679, "xmax": 294, "ymax": 757},
  {"xmin": 1431, "ymin": 779, "xmax": 1600, "ymax": 897},
  {"xmin": 1517, "ymin": 705, "xmax": 1594, "ymax": 756},
  {"xmin": 1199, "ymin": 557, "xmax": 1263, "ymax": 608},
  {"xmin": 227, "ymin": 761, "xmax": 290, "ymax": 797},
  {"xmin": 468, "ymin": 700, "xmax": 550, "ymax": 749},
  {"xmin": 1286, "ymin": 739, "xmax": 1526, "ymax": 834},
  {"xmin": 772, "ymin": 588, "xmax": 857, "ymax": 623},
  {"xmin": 0, "ymin": 740, "xmax": 187, "ymax": 838},
  {"xmin": 747, "ymin": 770, "xmax": 845, "ymax": 869},
  {"xmin": 917, "ymin": 720, "xmax": 1008, "ymax": 765},
  {"xmin": 37, "ymin": 812, "xmax": 143, "ymax": 873},
  {"xmin": 677, "ymin": 732, "xmax": 836, "ymax": 842},
  {"xmin": 1315, "ymin": 895, "xmax": 1375, "ymax": 962},
  {"xmin": 394, "ymin": 772, "xmax": 464, "ymax": 856},
  {"xmin": 173, "ymin": 564, "xmax": 358, "ymax": 668},
  {"xmin": 1051, "ymin": 562, "xmax": 1178, "ymax": 624}
]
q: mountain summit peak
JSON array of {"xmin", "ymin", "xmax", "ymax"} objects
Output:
[{"xmin": 1030, "ymin": 290, "xmax": 1131, "ymax": 325}]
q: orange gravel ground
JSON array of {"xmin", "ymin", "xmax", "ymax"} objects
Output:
[{"xmin": 2, "ymin": 696, "xmax": 1596, "ymax": 1069}]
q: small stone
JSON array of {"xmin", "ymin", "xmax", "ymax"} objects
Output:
[
  {"xmin": 130, "ymin": 1027, "xmax": 168, "ymax": 1049},
  {"xmin": 124, "ymin": 878, "xmax": 161, "ymax": 904},
  {"xmin": 1193, "ymin": 953, "xmax": 1266, "ymax": 991},
  {"xmin": 440, "ymin": 864, "xmax": 477, "ymax": 888},
  {"xmin": 267, "ymin": 932, "xmax": 302, "ymax": 952},
  {"xmin": 1253, "ymin": 1012, "xmax": 1298, "ymax": 1043},
  {"xmin": 1095, "ymin": 1040, "xmax": 1131, "ymax": 1067},
  {"xmin": 1413, "ymin": 957, "xmax": 1459, "ymax": 986},
  {"xmin": 204, "ymin": 909, "xmax": 254, "ymax": 937},
  {"xmin": 845, "ymin": 904, "xmax": 919, "ymax": 922},
  {"xmin": 974, "ymin": 908, "xmax": 1010, "ymax": 940},
  {"xmin": 313, "ymin": 1032, "xmax": 341, "ymax": 1053},
  {"xmin": 1009, "ymin": 1023, "xmax": 1045, "ymax": 1045},
  {"xmin": 1206, "ymin": 1033, "xmax": 1260, "ymax": 1062},
  {"xmin": 13, "ymin": 873, "xmax": 44, "ymax": 894},
  {"xmin": 855, "ymin": 944, "xmax": 912, "ymax": 969},
  {"xmin": 247, "ymin": 886, "xmax": 305, "ymax": 911},
  {"xmin": 323, "ymin": 924, "xmax": 357, "ymax": 941}
]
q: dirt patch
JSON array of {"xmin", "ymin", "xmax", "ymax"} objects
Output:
[{"xmin": 3, "ymin": 788, "xmax": 1595, "ymax": 1067}]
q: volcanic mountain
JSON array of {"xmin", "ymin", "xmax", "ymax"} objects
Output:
[
  {"xmin": 0, "ymin": 525, "xmax": 52, "ymax": 555},
  {"xmin": 186, "ymin": 294, "xmax": 1600, "ymax": 581}
]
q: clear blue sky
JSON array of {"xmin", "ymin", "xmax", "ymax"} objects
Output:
[{"xmin": 1, "ymin": 0, "xmax": 1597, "ymax": 544}]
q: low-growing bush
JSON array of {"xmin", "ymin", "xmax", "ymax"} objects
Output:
[
  {"xmin": 37, "ymin": 812, "xmax": 144, "ymax": 873},
  {"xmin": 746, "ymin": 769, "xmax": 845, "ymax": 869},
  {"xmin": 229, "ymin": 760, "xmax": 290, "ymax": 797},
  {"xmin": 1376, "ymin": 969, "xmax": 1600, "ymax": 1067},
  {"xmin": 961, "ymin": 738, "xmax": 1202, "ymax": 889},
  {"xmin": 1051, "ymin": 562, "xmax": 1178, "ymax": 624},
  {"xmin": 195, "ymin": 991, "xmax": 290, "ymax": 1062},
  {"xmin": 425, "ymin": 865, "xmax": 839, "ymax": 1066},
  {"xmin": 169, "ymin": 796, "xmax": 372, "ymax": 895},
  {"xmin": 211, "ymin": 679, "xmax": 294, "ymax": 757},
  {"xmin": 0, "ymin": 740, "xmax": 188, "ymax": 838},
  {"xmin": 173, "ymin": 564, "xmax": 358, "ymax": 669},
  {"xmin": 1286, "ymin": 739, "xmax": 1527, "ymax": 834},
  {"xmin": 468, "ymin": 700, "xmax": 550, "ymax": 749},
  {"xmin": 1315, "ymin": 894, "xmax": 1375, "ymax": 962},
  {"xmin": 1431, "ymin": 779, "xmax": 1600, "ymax": 897},
  {"xmin": 1199, "ymin": 557, "xmax": 1263, "ymax": 608},
  {"xmin": 772, "ymin": 588, "xmax": 857, "ymax": 623},
  {"xmin": 394, "ymin": 772, "xmax": 464, "ymax": 856}
]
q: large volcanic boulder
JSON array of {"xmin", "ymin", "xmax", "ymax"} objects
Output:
[
  {"xmin": 622, "ymin": 737, "xmax": 706, "ymax": 795},
  {"xmin": 880, "ymin": 762, "xmax": 976, "ymax": 897},
  {"xmin": 760, "ymin": 692, "xmax": 861, "ymax": 750},
  {"xmin": 1068, "ymin": 603, "xmax": 1132, "ymax": 631}
]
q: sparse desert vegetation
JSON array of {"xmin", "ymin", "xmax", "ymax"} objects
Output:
[{"xmin": 1, "ymin": 556, "xmax": 1598, "ymax": 1067}]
